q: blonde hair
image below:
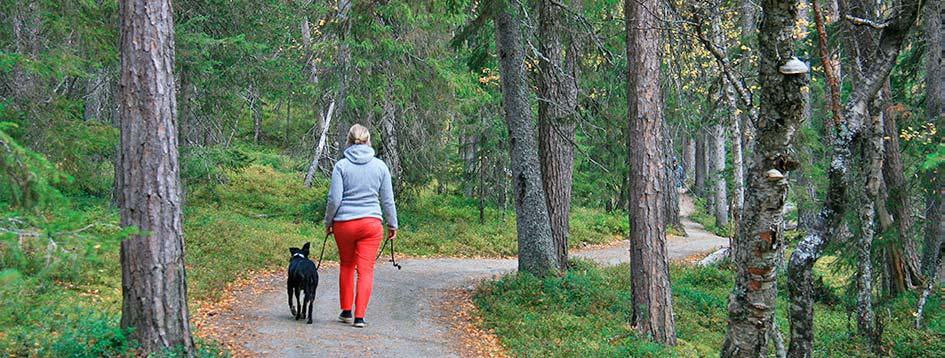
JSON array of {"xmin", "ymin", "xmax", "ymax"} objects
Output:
[{"xmin": 347, "ymin": 124, "xmax": 371, "ymax": 146}]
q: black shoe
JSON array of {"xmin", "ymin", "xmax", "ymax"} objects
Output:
[
  {"xmin": 353, "ymin": 317, "xmax": 366, "ymax": 328},
  {"xmin": 338, "ymin": 310, "xmax": 353, "ymax": 323}
]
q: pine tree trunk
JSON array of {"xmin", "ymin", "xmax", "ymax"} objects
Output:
[
  {"xmin": 881, "ymin": 108, "xmax": 922, "ymax": 294},
  {"xmin": 538, "ymin": 0, "xmax": 579, "ymax": 270},
  {"xmin": 494, "ymin": 0, "xmax": 559, "ymax": 277},
  {"xmin": 117, "ymin": 0, "xmax": 194, "ymax": 354},
  {"xmin": 626, "ymin": 0, "xmax": 676, "ymax": 345},
  {"xmin": 721, "ymin": 0, "xmax": 808, "ymax": 355}
]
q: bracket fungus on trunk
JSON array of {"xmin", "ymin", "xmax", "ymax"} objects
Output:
[
  {"xmin": 779, "ymin": 57, "xmax": 810, "ymax": 75},
  {"xmin": 766, "ymin": 168, "xmax": 786, "ymax": 181}
]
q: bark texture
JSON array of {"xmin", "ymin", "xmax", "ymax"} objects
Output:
[
  {"xmin": 538, "ymin": 0, "xmax": 579, "ymax": 270},
  {"xmin": 494, "ymin": 0, "xmax": 559, "ymax": 277},
  {"xmin": 117, "ymin": 0, "xmax": 194, "ymax": 354},
  {"xmin": 854, "ymin": 98, "xmax": 884, "ymax": 347},
  {"xmin": 721, "ymin": 0, "xmax": 808, "ymax": 355},
  {"xmin": 626, "ymin": 0, "xmax": 676, "ymax": 345}
]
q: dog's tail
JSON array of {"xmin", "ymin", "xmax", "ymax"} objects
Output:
[{"xmin": 304, "ymin": 274, "xmax": 319, "ymax": 297}]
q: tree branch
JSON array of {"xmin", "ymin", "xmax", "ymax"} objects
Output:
[{"xmin": 845, "ymin": 14, "xmax": 890, "ymax": 29}]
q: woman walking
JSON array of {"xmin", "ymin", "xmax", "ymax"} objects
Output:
[{"xmin": 324, "ymin": 124, "xmax": 398, "ymax": 328}]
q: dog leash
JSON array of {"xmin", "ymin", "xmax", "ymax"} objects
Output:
[
  {"xmin": 376, "ymin": 235, "xmax": 402, "ymax": 270},
  {"xmin": 316, "ymin": 232, "xmax": 331, "ymax": 270},
  {"xmin": 318, "ymin": 231, "xmax": 400, "ymax": 270}
]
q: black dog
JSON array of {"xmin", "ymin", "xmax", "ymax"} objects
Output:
[{"xmin": 287, "ymin": 242, "xmax": 319, "ymax": 324}]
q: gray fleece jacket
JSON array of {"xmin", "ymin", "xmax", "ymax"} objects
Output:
[{"xmin": 324, "ymin": 144, "xmax": 398, "ymax": 228}]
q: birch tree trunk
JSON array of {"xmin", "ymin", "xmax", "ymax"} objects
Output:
[
  {"xmin": 732, "ymin": 106, "xmax": 746, "ymax": 217},
  {"xmin": 538, "ymin": 0, "xmax": 580, "ymax": 270},
  {"xmin": 841, "ymin": 0, "xmax": 886, "ymax": 345},
  {"xmin": 684, "ymin": 135, "xmax": 696, "ymax": 183},
  {"xmin": 695, "ymin": 130, "xmax": 707, "ymax": 195},
  {"xmin": 626, "ymin": 0, "xmax": 676, "ymax": 345},
  {"xmin": 721, "ymin": 0, "xmax": 808, "ymax": 355},
  {"xmin": 709, "ymin": 123, "xmax": 729, "ymax": 227},
  {"xmin": 854, "ymin": 98, "xmax": 885, "ymax": 348},
  {"xmin": 738, "ymin": 0, "xmax": 758, "ymax": 165},
  {"xmin": 787, "ymin": 0, "xmax": 923, "ymax": 355},
  {"xmin": 494, "ymin": 0, "xmax": 559, "ymax": 277},
  {"xmin": 117, "ymin": 0, "xmax": 194, "ymax": 354}
]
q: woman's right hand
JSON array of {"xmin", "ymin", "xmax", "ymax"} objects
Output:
[{"xmin": 388, "ymin": 228, "xmax": 397, "ymax": 241}]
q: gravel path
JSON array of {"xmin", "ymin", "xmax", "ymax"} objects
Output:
[{"xmin": 201, "ymin": 193, "xmax": 727, "ymax": 357}]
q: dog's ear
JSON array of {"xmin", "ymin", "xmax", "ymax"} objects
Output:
[
  {"xmin": 290, "ymin": 247, "xmax": 300, "ymax": 256},
  {"xmin": 301, "ymin": 242, "xmax": 311, "ymax": 255}
]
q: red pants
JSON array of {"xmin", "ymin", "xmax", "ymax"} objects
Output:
[{"xmin": 333, "ymin": 217, "xmax": 384, "ymax": 318}]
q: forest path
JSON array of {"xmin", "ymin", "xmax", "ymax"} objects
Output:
[{"xmin": 200, "ymin": 192, "xmax": 727, "ymax": 357}]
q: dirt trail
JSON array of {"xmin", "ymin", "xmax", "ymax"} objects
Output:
[{"xmin": 201, "ymin": 193, "xmax": 727, "ymax": 357}]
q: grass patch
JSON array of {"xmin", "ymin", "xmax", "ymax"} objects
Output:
[{"xmin": 475, "ymin": 261, "xmax": 945, "ymax": 357}]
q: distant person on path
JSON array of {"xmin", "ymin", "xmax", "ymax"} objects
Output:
[
  {"xmin": 673, "ymin": 157, "xmax": 685, "ymax": 189},
  {"xmin": 324, "ymin": 124, "xmax": 399, "ymax": 328}
]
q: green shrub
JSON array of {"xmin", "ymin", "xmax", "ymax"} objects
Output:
[
  {"xmin": 41, "ymin": 313, "xmax": 136, "ymax": 357},
  {"xmin": 0, "ymin": 122, "xmax": 67, "ymax": 208},
  {"xmin": 180, "ymin": 145, "xmax": 253, "ymax": 187},
  {"xmin": 44, "ymin": 119, "xmax": 118, "ymax": 196}
]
